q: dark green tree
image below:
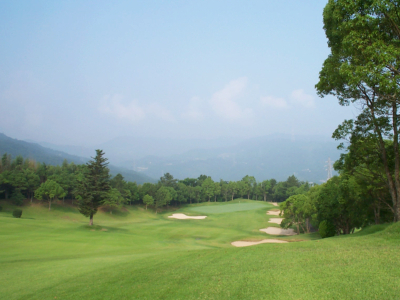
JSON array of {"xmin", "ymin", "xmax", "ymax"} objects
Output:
[{"xmin": 75, "ymin": 150, "xmax": 111, "ymax": 225}]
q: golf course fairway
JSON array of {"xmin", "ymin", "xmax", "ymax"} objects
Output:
[{"xmin": 1, "ymin": 199, "xmax": 399, "ymax": 299}]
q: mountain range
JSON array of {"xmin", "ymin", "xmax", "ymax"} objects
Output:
[
  {"xmin": 0, "ymin": 133, "xmax": 156, "ymax": 184},
  {"xmin": 26, "ymin": 133, "xmax": 342, "ymax": 183}
]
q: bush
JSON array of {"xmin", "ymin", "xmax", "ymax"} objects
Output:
[
  {"xmin": 12, "ymin": 209, "xmax": 23, "ymax": 218},
  {"xmin": 319, "ymin": 220, "xmax": 336, "ymax": 238}
]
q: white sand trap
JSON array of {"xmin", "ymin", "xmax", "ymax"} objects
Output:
[
  {"xmin": 231, "ymin": 239, "xmax": 288, "ymax": 247},
  {"xmin": 259, "ymin": 227, "xmax": 297, "ymax": 236},
  {"xmin": 267, "ymin": 210, "xmax": 280, "ymax": 216},
  {"xmin": 268, "ymin": 218, "xmax": 283, "ymax": 224},
  {"xmin": 268, "ymin": 202, "xmax": 279, "ymax": 206},
  {"xmin": 168, "ymin": 213, "xmax": 207, "ymax": 220}
]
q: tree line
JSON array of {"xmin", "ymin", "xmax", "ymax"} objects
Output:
[
  {"xmin": 0, "ymin": 149, "xmax": 312, "ymax": 224},
  {"xmin": 278, "ymin": 0, "xmax": 400, "ymax": 237}
]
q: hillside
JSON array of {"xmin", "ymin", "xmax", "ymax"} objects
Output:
[{"xmin": 0, "ymin": 133, "xmax": 156, "ymax": 184}]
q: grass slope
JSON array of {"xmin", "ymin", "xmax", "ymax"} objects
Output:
[{"xmin": 0, "ymin": 200, "xmax": 399, "ymax": 299}]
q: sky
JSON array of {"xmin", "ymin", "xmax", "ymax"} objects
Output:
[{"xmin": 0, "ymin": 0, "xmax": 358, "ymax": 146}]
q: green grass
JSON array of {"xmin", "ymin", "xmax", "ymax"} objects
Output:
[
  {"xmin": 188, "ymin": 202, "xmax": 270, "ymax": 214},
  {"xmin": 1, "ymin": 199, "xmax": 399, "ymax": 299}
]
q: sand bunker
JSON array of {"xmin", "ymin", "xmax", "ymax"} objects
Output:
[
  {"xmin": 268, "ymin": 218, "xmax": 283, "ymax": 225},
  {"xmin": 259, "ymin": 227, "xmax": 297, "ymax": 236},
  {"xmin": 267, "ymin": 210, "xmax": 280, "ymax": 216},
  {"xmin": 168, "ymin": 213, "xmax": 207, "ymax": 220},
  {"xmin": 231, "ymin": 239, "xmax": 288, "ymax": 247},
  {"xmin": 268, "ymin": 202, "xmax": 279, "ymax": 207}
]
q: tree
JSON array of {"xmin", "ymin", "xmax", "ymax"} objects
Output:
[
  {"xmin": 213, "ymin": 181, "xmax": 221, "ymax": 202},
  {"xmin": 24, "ymin": 168, "xmax": 40, "ymax": 203},
  {"xmin": 155, "ymin": 186, "xmax": 172, "ymax": 214},
  {"xmin": 227, "ymin": 181, "xmax": 238, "ymax": 201},
  {"xmin": 103, "ymin": 188, "xmax": 124, "ymax": 214},
  {"xmin": 316, "ymin": 0, "xmax": 400, "ymax": 221},
  {"xmin": 75, "ymin": 150, "xmax": 111, "ymax": 225},
  {"xmin": 126, "ymin": 181, "xmax": 139, "ymax": 205},
  {"xmin": 316, "ymin": 176, "xmax": 366, "ymax": 235},
  {"xmin": 280, "ymin": 193, "xmax": 316, "ymax": 234},
  {"xmin": 160, "ymin": 173, "xmax": 178, "ymax": 188},
  {"xmin": 241, "ymin": 175, "xmax": 256, "ymax": 199},
  {"xmin": 220, "ymin": 180, "xmax": 229, "ymax": 202},
  {"xmin": 143, "ymin": 194, "xmax": 154, "ymax": 210},
  {"xmin": 34, "ymin": 179, "xmax": 66, "ymax": 210},
  {"xmin": 202, "ymin": 177, "xmax": 215, "ymax": 202},
  {"xmin": 258, "ymin": 180, "xmax": 271, "ymax": 201}
]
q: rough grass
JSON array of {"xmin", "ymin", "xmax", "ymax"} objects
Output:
[{"xmin": 0, "ymin": 199, "xmax": 399, "ymax": 299}]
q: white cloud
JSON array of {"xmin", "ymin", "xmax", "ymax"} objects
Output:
[
  {"xmin": 260, "ymin": 90, "xmax": 315, "ymax": 110},
  {"xmin": 99, "ymin": 94, "xmax": 175, "ymax": 123},
  {"xmin": 146, "ymin": 103, "xmax": 175, "ymax": 122},
  {"xmin": 181, "ymin": 97, "xmax": 204, "ymax": 121},
  {"xmin": 99, "ymin": 94, "xmax": 145, "ymax": 122},
  {"xmin": 290, "ymin": 89, "xmax": 315, "ymax": 108},
  {"xmin": 260, "ymin": 96, "xmax": 289, "ymax": 109},
  {"xmin": 210, "ymin": 77, "xmax": 253, "ymax": 121}
]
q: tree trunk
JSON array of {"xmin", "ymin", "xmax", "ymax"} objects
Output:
[
  {"xmin": 89, "ymin": 213, "xmax": 93, "ymax": 226},
  {"xmin": 49, "ymin": 200, "xmax": 51, "ymax": 210},
  {"xmin": 145, "ymin": 204, "xmax": 147, "ymax": 210},
  {"xmin": 371, "ymin": 104, "xmax": 399, "ymax": 221},
  {"xmin": 231, "ymin": 194, "xmax": 234, "ymax": 201}
]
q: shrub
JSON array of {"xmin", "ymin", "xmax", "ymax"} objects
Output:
[
  {"xmin": 12, "ymin": 209, "xmax": 23, "ymax": 218},
  {"xmin": 319, "ymin": 220, "xmax": 335, "ymax": 238}
]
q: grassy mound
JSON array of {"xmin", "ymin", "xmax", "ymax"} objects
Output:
[{"xmin": 1, "ymin": 200, "xmax": 399, "ymax": 299}]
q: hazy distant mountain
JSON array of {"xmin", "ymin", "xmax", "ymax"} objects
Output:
[
  {"xmin": 117, "ymin": 135, "xmax": 341, "ymax": 183},
  {"xmin": 0, "ymin": 133, "xmax": 156, "ymax": 184},
  {"xmin": 23, "ymin": 133, "xmax": 342, "ymax": 183},
  {"xmin": 32, "ymin": 136, "xmax": 246, "ymax": 165}
]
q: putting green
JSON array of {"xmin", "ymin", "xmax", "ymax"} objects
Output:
[{"xmin": 188, "ymin": 202, "xmax": 269, "ymax": 214}]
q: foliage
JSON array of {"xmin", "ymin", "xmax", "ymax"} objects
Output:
[
  {"xmin": 10, "ymin": 190, "xmax": 25, "ymax": 206},
  {"xmin": 75, "ymin": 150, "xmax": 111, "ymax": 225},
  {"xmin": 12, "ymin": 208, "xmax": 22, "ymax": 218},
  {"xmin": 34, "ymin": 179, "xmax": 66, "ymax": 210},
  {"xmin": 143, "ymin": 194, "xmax": 154, "ymax": 210},
  {"xmin": 154, "ymin": 186, "xmax": 172, "ymax": 213},
  {"xmin": 316, "ymin": 0, "xmax": 400, "ymax": 221},
  {"xmin": 319, "ymin": 220, "xmax": 336, "ymax": 238}
]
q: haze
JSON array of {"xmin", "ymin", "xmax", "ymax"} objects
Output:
[{"xmin": 0, "ymin": 1, "xmax": 356, "ymax": 147}]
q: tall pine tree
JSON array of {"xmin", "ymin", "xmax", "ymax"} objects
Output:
[{"xmin": 76, "ymin": 150, "xmax": 110, "ymax": 226}]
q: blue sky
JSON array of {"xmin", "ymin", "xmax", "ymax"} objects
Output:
[{"xmin": 0, "ymin": 0, "xmax": 357, "ymax": 146}]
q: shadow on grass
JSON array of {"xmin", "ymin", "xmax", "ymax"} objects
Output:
[{"xmin": 78, "ymin": 224, "xmax": 129, "ymax": 233}]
